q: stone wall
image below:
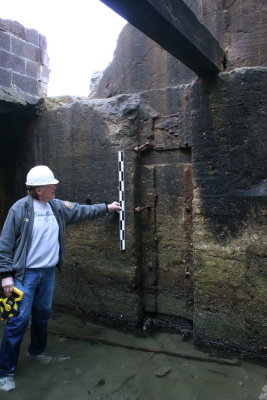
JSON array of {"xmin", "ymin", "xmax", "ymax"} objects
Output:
[
  {"xmin": 191, "ymin": 67, "xmax": 267, "ymax": 355},
  {"xmin": 91, "ymin": 0, "xmax": 267, "ymax": 357},
  {"xmin": 32, "ymin": 64, "xmax": 267, "ymax": 357},
  {"xmin": 93, "ymin": 24, "xmax": 196, "ymax": 98},
  {"xmin": 32, "ymin": 86, "xmax": 195, "ymax": 329},
  {"xmin": 0, "ymin": 1, "xmax": 267, "ymax": 359},
  {"xmin": 201, "ymin": 0, "xmax": 267, "ymax": 69},
  {"xmin": 33, "ymin": 95, "xmax": 144, "ymax": 325},
  {"xmin": 94, "ymin": 0, "xmax": 266, "ymax": 99},
  {"xmin": 0, "ymin": 19, "xmax": 46, "ymax": 227},
  {"xmin": 0, "ymin": 19, "xmax": 49, "ymax": 104}
]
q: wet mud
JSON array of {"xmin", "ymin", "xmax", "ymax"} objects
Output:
[{"xmin": 0, "ymin": 312, "xmax": 266, "ymax": 400}]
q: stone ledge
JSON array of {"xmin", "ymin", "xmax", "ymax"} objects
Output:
[{"xmin": 0, "ymin": 85, "xmax": 41, "ymax": 107}]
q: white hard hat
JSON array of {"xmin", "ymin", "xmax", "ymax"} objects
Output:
[{"xmin": 26, "ymin": 165, "xmax": 59, "ymax": 186}]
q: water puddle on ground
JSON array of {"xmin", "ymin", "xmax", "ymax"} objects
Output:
[{"xmin": 0, "ymin": 312, "xmax": 266, "ymax": 400}]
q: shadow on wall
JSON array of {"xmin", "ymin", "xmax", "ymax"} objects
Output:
[
  {"xmin": 0, "ymin": 109, "xmax": 35, "ymax": 227},
  {"xmin": 192, "ymin": 68, "xmax": 267, "ymax": 242}
]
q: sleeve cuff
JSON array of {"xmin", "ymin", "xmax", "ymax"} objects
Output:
[{"xmin": 1, "ymin": 271, "xmax": 13, "ymax": 279}]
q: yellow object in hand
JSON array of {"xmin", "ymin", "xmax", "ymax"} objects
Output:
[{"xmin": 0, "ymin": 287, "xmax": 24, "ymax": 320}]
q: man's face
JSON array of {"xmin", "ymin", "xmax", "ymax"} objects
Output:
[{"xmin": 37, "ymin": 184, "xmax": 57, "ymax": 202}]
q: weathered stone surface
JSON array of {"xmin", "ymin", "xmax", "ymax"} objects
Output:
[
  {"xmin": 0, "ymin": 0, "xmax": 266, "ymax": 360},
  {"xmin": 121, "ymin": 83, "xmax": 194, "ymax": 321},
  {"xmin": 0, "ymin": 30, "xmax": 10, "ymax": 51},
  {"xmin": 192, "ymin": 67, "xmax": 267, "ymax": 227},
  {"xmin": 27, "ymin": 1, "xmax": 267, "ymax": 359},
  {"xmin": 90, "ymin": 13, "xmax": 267, "ymax": 354},
  {"xmin": 189, "ymin": 0, "xmax": 267, "ymax": 69},
  {"xmin": 94, "ymin": 1, "xmax": 266, "ymax": 99},
  {"xmin": 33, "ymin": 95, "xmax": 144, "ymax": 324},
  {"xmin": 26, "ymin": 60, "xmax": 40, "ymax": 79},
  {"xmin": 0, "ymin": 18, "xmax": 49, "ymax": 102},
  {"xmin": 89, "ymin": 71, "xmax": 103, "ymax": 98},
  {"xmin": 100, "ymin": 0, "xmax": 225, "ymax": 75},
  {"xmin": 0, "ymin": 86, "xmax": 40, "ymax": 108},
  {"xmin": 11, "ymin": 36, "xmax": 40, "ymax": 63},
  {"xmin": 12, "ymin": 73, "xmax": 37, "ymax": 96},
  {"xmin": 25, "ymin": 28, "xmax": 39, "ymax": 46},
  {"xmin": 0, "ymin": 19, "xmax": 25, "ymax": 40},
  {"xmin": 191, "ymin": 67, "xmax": 267, "ymax": 355},
  {"xmin": 93, "ymin": 24, "xmax": 196, "ymax": 99},
  {"xmin": 222, "ymin": 0, "xmax": 267, "ymax": 68},
  {"xmin": 0, "ymin": 68, "xmax": 11, "ymax": 88},
  {"xmin": 31, "ymin": 86, "xmax": 195, "ymax": 326}
]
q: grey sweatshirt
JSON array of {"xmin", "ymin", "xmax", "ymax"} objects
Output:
[{"xmin": 0, "ymin": 195, "xmax": 108, "ymax": 280}]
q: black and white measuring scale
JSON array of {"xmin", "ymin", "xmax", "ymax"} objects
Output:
[{"xmin": 118, "ymin": 151, "xmax": 126, "ymax": 250}]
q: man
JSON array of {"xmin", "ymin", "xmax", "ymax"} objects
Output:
[{"xmin": 0, "ymin": 165, "xmax": 121, "ymax": 391}]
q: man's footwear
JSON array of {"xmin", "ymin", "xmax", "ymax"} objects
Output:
[
  {"xmin": 27, "ymin": 351, "xmax": 53, "ymax": 364},
  {"xmin": 0, "ymin": 376, "xmax": 16, "ymax": 391},
  {"xmin": 34, "ymin": 352, "xmax": 54, "ymax": 364}
]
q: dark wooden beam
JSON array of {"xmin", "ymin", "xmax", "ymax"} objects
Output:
[{"xmin": 99, "ymin": 0, "xmax": 226, "ymax": 76}]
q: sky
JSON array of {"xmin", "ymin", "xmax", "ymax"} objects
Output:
[{"xmin": 1, "ymin": 0, "xmax": 126, "ymax": 96}]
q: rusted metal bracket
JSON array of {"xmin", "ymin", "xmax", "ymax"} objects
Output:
[
  {"xmin": 134, "ymin": 205, "xmax": 152, "ymax": 213},
  {"xmin": 134, "ymin": 141, "xmax": 154, "ymax": 153}
]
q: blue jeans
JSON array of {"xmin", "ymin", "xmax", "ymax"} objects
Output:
[{"xmin": 0, "ymin": 267, "xmax": 55, "ymax": 377}]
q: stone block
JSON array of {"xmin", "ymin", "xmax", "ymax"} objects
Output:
[
  {"xmin": 11, "ymin": 36, "xmax": 40, "ymax": 63},
  {"xmin": 40, "ymin": 48, "xmax": 49, "ymax": 67},
  {"xmin": 39, "ymin": 34, "xmax": 47, "ymax": 50},
  {"xmin": 157, "ymin": 291, "xmax": 192, "ymax": 319},
  {"xmin": 0, "ymin": 30, "xmax": 10, "ymax": 51},
  {"xmin": 0, "ymin": 67, "xmax": 11, "ymax": 87},
  {"xmin": 194, "ymin": 302, "xmax": 267, "ymax": 355},
  {"xmin": 196, "ymin": 73, "xmax": 267, "ymax": 222},
  {"xmin": 158, "ymin": 247, "xmax": 185, "ymax": 273},
  {"xmin": 0, "ymin": 50, "xmax": 9, "ymax": 68},
  {"xmin": 194, "ymin": 309, "xmax": 248, "ymax": 346},
  {"xmin": 25, "ymin": 28, "xmax": 39, "ymax": 46},
  {"xmin": 224, "ymin": 0, "xmax": 267, "ymax": 68},
  {"xmin": 151, "ymin": 88, "xmax": 192, "ymax": 151},
  {"xmin": 155, "ymin": 164, "xmax": 186, "ymax": 197},
  {"xmin": 55, "ymin": 275, "xmax": 140, "ymax": 325},
  {"xmin": 157, "ymin": 214, "xmax": 184, "ymax": 244},
  {"xmin": 39, "ymin": 66, "xmax": 50, "ymax": 84},
  {"xmin": 26, "ymin": 60, "xmax": 40, "ymax": 79},
  {"xmin": 9, "ymin": 54, "xmax": 25, "ymax": 74},
  {"xmin": 0, "ymin": 18, "xmax": 25, "ymax": 40},
  {"xmin": 12, "ymin": 72, "xmax": 39, "ymax": 96}
]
